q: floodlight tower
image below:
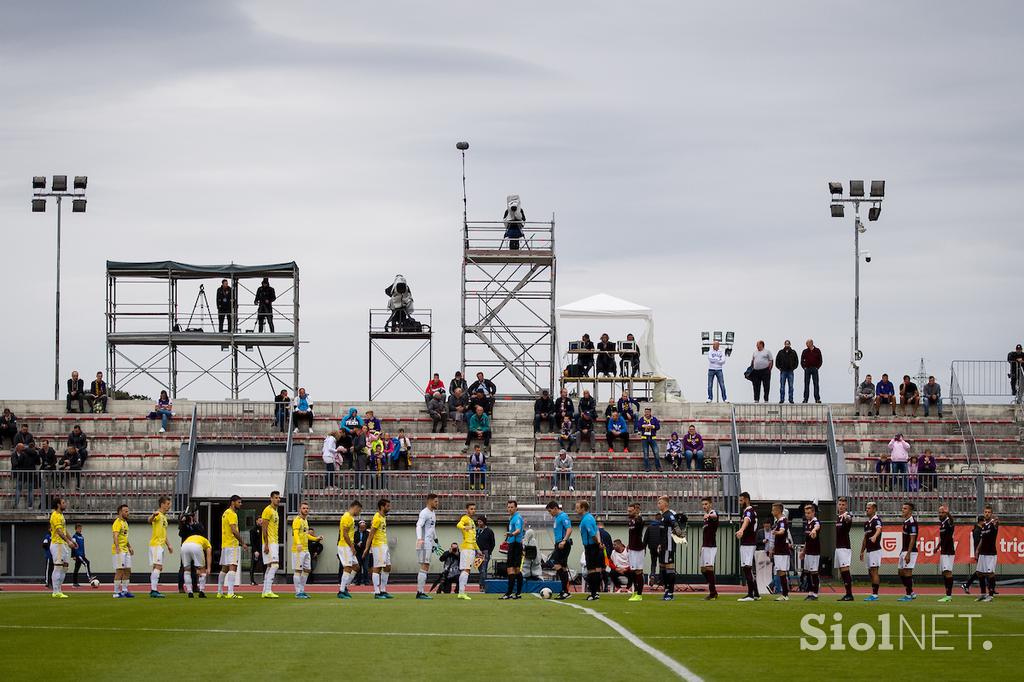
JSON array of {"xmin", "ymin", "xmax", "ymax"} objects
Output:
[{"xmin": 828, "ymin": 180, "xmax": 885, "ymax": 396}]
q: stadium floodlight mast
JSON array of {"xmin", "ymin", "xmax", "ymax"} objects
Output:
[
  {"xmin": 828, "ymin": 179, "xmax": 884, "ymax": 396},
  {"xmin": 456, "ymin": 141, "xmax": 469, "ymax": 228},
  {"xmin": 32, "ymin": 175, "xmax": 88, "ymax": 400}
]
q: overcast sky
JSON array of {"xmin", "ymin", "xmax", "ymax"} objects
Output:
[{"xmin": 2, "ymin": 0, "xmax": 1022, "ymax": 405}]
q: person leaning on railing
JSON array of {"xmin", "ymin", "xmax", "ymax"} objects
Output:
[
  {"xmin": 1008, "ymin": 344, "xmax": 1024, "ymax": 396},
  {"xmin": 918, "ymin": 450, "xmax": 938, "ymax": 492}
]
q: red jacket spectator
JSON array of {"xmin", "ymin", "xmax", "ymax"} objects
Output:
[{"xmin": 424, "ymin": 374, "xmax": 445, "ymax": 400}]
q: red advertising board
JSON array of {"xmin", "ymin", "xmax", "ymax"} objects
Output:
[{"xmin": 879, "ymin": 524, "xmax": 1024, "ymax": 564}]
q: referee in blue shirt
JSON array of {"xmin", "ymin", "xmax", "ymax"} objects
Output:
[
  {"xmin": 576, "ymin": 500, "xmax": 604, "ymax": 601},
  {"xmin": 546, "ymin": 501, "xmax": 574, "ymax": 599},
  {"xmin": 502, "ymin": 500, "xmax": 525, "ymax": 599}
]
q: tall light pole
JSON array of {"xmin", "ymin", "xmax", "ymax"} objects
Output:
[
  {"xmin": 828, "ymin": 180, "xmax": 884, "ymax": 397},
  {"xmin": 32, "ymin": 175, "xmax": 88, "ymax": 400}
]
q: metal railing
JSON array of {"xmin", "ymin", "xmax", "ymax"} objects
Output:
[
  {"xmin": 0, "ymin": 470, "xmax": 179, "ymax": 515},
  {"xmin": 950, "ymin": 360, "xmax": 1023, "ymax": 401},
  {"xmin": 840, "ymin": 473, "xmax": 1024, "ymax": 519},
  {"xmin": 732, "ymin": 402, "xmax": 829, "ymax": 446},
  {"xmin": 948, "ymin": 366, "xmax": 980, "ymax": 469},
  {"xmin": 195, "ymin": 400, "xmax": 280, "ymax": 420},
  {"xmin": 826, "ymin": 406, "xmax": 849, "ymax": 498},
  {"xmin": 463, "ymin": 220, "xmax": 554, "ymax": 251}
]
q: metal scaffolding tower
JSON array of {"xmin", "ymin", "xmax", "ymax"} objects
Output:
[
  {"xmin": 368, "ymin": 308, "xmax": 433, "ymax": 400},
  {"xmin": 105, "ymin": 261, "xmax": 300, "ymax": 399},
  {"xmin": 461, "ymin": 219, "xmax": 556, "ymax": 398}
]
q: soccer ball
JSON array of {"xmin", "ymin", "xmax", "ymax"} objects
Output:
[
  {"xmin": 90, "ymin": 578, "xmax": 100, "ymax": 588},
  {"xmin": 539, "ymin": 587, "xmax": 553, "ymax": 599}
]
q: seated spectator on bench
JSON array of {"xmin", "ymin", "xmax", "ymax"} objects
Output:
[
  {"xmin": 636, "ymin": 407, "xmax": 661, "ymax": 472},
  {"xmin": 465, "ymin": 405, "xmax": 492, "ymax": 452},
  {"xmin": 619, "ymin": 333, "xmax": 640, "ymax": 377},
  {"xmin": 66, "ymin": 371, "xmax": 85, "ymax": 413},
  {"xmin": 557, "ymin": 415, "xmax": 576, "ymax": 452},
  {"xmin": 875, "ymin": 451, "xmax": 892, "ymax": 491},
  {"xmin": 603, "ymin": 398, "xmax": 617, "ymax": 420},
  {"xmin": 918, "ymin": 449, "xmax": 937, "ymax": 491},
  {"xmin": 448, "ymin": 388, "xmax": 469, "ymax": 429},
  {"xmin": 899, "ymin": 375, "xmax": 920, "ymax": 417},
  {"xmin": 555, "ymin": 388, "xmax": 574, "ymax": 424},
  {"xmin": 38, "ymin": 438, "xmax": 57, "ymax": 472},
  {"xmin": 0, "ymin": 408, "xmax": 17, "ymax": 448},
  {"xmin": 577, "ymin": 389, "xmax": 596, "ymax": 422},
  {"xmin": 364, "ymin": 410, "xmax": 382, "ymax": 433},
  {"xmin": 576, "ymin": 410, "xmax": 596, "ymax": 452},
  {"xmin": 274, "ymin": 389, "xmax": 290, "ymax": 432},
  {"xmin": 923, "ymin": 376, "xmax": 943, "ymax": 417},
  {"xmin": 14, "ymin": 423, "xmax": 35, "ymax": 449},
  {"xmin": 66, "ymin": 424, "xmax": 89, "ymax": 465},
  {"xmin": 596, "ymin": 333, "xmax": 617, "ymax": 377},
  {"xmin": 292, "ymin": 388, "xmax": 314, "ymax": 434},
  {"xmin": 468, "ymin": 372, "xmax": 497, "ymax": 413},
  {"xmin": 87, "ymin": 371, "xmax": 108, "ymax": 413},
  {"xmin": 396, "ymin": 429, "xmax": 412, "ymax": 470},
  {"xmin": 424, "ymin": 373, "xmax": 445, "ymax": 405},
  {"xmin": 340, "ymin": 407, "xmax": 363, "ymax": 435},
  {"xmin": 468, "ymin": 445, "xmax": 487, "ymax": 490},
  {"xmin": 875, "ymin": 373, "xmax": 897, "ymax": 416},
  {"xmin": 551, "ymin": 448, "xmax": 575, "ymax": 491},
  {"xmin": 684, "ymin": 424, "xmax": 705, "ymax": 471},
  {"xmin": 427, "ymin": 392, "xmax": 448, "ymax": 433},
  {"xmin": 606, "ymin": 410, "xmax": 629, "ymax": 453},
  {"xmin": 617, "ymin": 391, "xmax": 640, "ymax": 425},
  {"xmin": 665, "ymin": 432, "xmax": 683, "ymax": 470},
  {"xmin": 469, "ymin": 389, "xmax": 490, "ymax": 416},
  {"xmin": 534, "ymin": 390, "xmax": 556, "ymax": 433},
  {"xmin": 147, "ymin": 390, "xmax": 174, "ymax": 433},
  {"xmin": 577, "ymin": 333, "xmax": 595, "ymax": 377},
  {"xmin": 11, "ymin": 443, "xmax": 41, "ymax": 509},
  {"xmin": 449, "ymin": 371, "xmax": 468, "ymax": 396},
  {"xmin": 855, "ymin": 375, "xmax": 876, "ymax": 416}
]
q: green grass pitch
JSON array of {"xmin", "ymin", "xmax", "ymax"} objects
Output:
[{"xmin": 0, "ymin": 592, "xmax": 1019, "ymax": 680}]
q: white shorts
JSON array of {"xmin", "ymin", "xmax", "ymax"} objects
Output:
[
  {"xmin": 834, "ymin": 548, "xmax": 852, "ymax": 569},
  {"xmin": 939, "ymin": 555, "xmax": 955, "ymax": 573},
  {"xmin": 416, "ymin": 545, "xmax": 433, "ymax": 565},
  {"xmin": 866, "ymin": 549, "xmax": 882, "ymax": 569},
  {"xmin": 459, "ymin": 549, "xmax": 477, "ymax": 571},
  {"xmin": 50, "ymin": 543, "xmax": 71, "ymax": 565},
  {"xmin": 291, "ymin": 551, "xmax": 311, "ymax": 572},
  {"xmin": 898, "ymin": 552, "xmax": 918, "ymax": 570},
  {"xmin": 149, "ymin": 546, "xmax": 164, "ymax": 566},
  {"xmin": 337, "ymin": 545, "xmax": 357, "ymax": 568},
  {"xmin": 371, "ymin": 545, "xmax": 391, "ymax": 568},
  {"xmin": 181, "ymin": 543, "xmax": 205, "ymax": 569},
  {"xmin": 699, "ymin": 547, "xmax": 717, "ymax": 568},
  {"xmin": 739, "ymin": 545, "xmax": 755, "ymax": 567},
  {"xmin": 263, "ymin": 544, "xmax": 280, "ymax": 565},
  {"xmin": 773, "ymin": 555, "xmax": 790, "ymax": 572},
  {"xmin": 113, "ymin": 552, "xmax": 132, "ymax": 570},
  {"xmin": 976, "ymin": 555, "xmax": 997, "ymax": 574},
  {"xmin": 627, "ymin": 549, "xmax": 645, "ymax": 571},
  {"xmin": 803, "ymin": 554, "xmax": 820, "ymax": 573},
  {"xmin": 221, "ymin": 545, "xmax": 240, "ymax": 567}
]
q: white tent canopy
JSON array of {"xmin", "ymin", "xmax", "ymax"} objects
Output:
[{"xmin": 556, "ymin": 293, "xmax": 666, "ymax": 378}]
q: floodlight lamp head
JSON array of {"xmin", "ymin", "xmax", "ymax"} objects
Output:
[
  {"xmin": 32, "ymin": 198, "xmax": 46, "ymax": 212},
  {"xmin": 73, "ymin": 175, "xmax": 88, "ymax": 190},
  {"xmin": 51, "ymin": 175, "xmax": 68, "ymax": 192},
  {"xmin": 725, "ymin": 332, "xmax": 735, "ymax": 344},
  {"xmin": 72, "ymin": 198, "xmax": 87, "ymax": 213},
  {"xmin": 32, "ymin": 176, "xmax": 46, "ymax": 190},
  {"xmin": 870, "ymin": 180, "xmax": 885, "ymax": 198},
  {"xmin": 456, "ymin": 141, "xmax": 469, "ymax": 151},
  {"xmin": 849, "ymin": 180, "xmax": 865, "ymax": 197},
  {"xmin": 830, "ymin": 204, "xmax": 845, "ymax": 218},
  {"xmin": 828, "ymin": 181, "xmax": 843, "ymax": 196},
  {"xmin": 868, "ymin": 206, "xmax": 881, "ymax": 222}
]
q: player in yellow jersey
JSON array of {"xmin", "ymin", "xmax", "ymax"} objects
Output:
[
  {"xmin": 337, "ymin": 499, "xmax": 362, "ymax": 599},
  {"xmin": 456, "ymin": 503, "xmax": 478, "ymax": 600},
  {"xmin": 291, "ymin": 502, "xmax": 323, "ymax": 599},
  {"xmin": 180, "ymin": 533, "xmax": 212, "ymax": 598},
  {"xmin": 111, "ymin": 504, "xmax": 135, "ymax": 598},
  {"xmin": 217, "ymin": 495, "xmax": 248, "ymax": 599},
  {"xmin": 259, "ymin": 490, "xmax": 282, "ymax": 598},
  {"xmin": 363, "ymin": 498, "xmax": 393, "ymax": 599},
  {"xmin": 48, "ymin": 497, "xmax": 76, "ymax": 598},
  {"xmin": 147, "ymin": 495, "xmax": 173, "ymax": 598}
]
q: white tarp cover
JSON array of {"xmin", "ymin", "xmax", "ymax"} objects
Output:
[
  {"xmin": 556, "ymin": 293, "xmax": 666, "ymax": 378},
  {"xmin": 738, "ymin": 451, "xmax": 834, "ymax": 502},
  {"xmin": 192, "ymin": 449, "xmax": 287, "ymax": 499}
]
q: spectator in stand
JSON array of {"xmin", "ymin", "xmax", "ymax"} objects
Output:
[
  {"xmin": 0, "ymin": 408, "xmax": 17, "ymax": 448},
  {"xmin": 468, "ymin": 389, "xmax": 489, "ymax": 417},
  {"xmin": 552, "ymin": 449, "xmax": 575, "ymax": 491},
  {"xmin": 427, "ymin": 392, "xmax": 447, "ymax": 433},
  {"xmin": 577, "ymin": 334, "xmax": 595, "ymax": 377},
  {"xmin": 216, "ymin": 279, "xmax": 233, "ymax": 333},
  {"xmin": 476, "ymin": 516, "xmax": 495, "ymax": 589},
  {"xmin": 576, "ymin": 410, "xmax": 596, "ymax": 452},
  {"xmin": 66, "ymin": 370, "xmax": 85, "ymax": 413},
  {"xmin": 87, "ymin": 371, "xmax": 108, "ymax": 413},
  {"xmin": 555, "ymin": 388, "xmax": 574, "ymax": 424},
  {"xmin": 363, "ymin": 410, "xmax": 382, "ymax": 432},
  {"xmin": 424, "ymin": 373, "xmax": 445, "ymax": 405},
  {"xmin": 596, "ymin": 333, "xmax": 617, "ymax": 377},
  {"xmin": 707, "ymin": 339, "xmax": 727, "ymax": 402},
  {"xmin": 466, "ymin": 405, "xmax": 492, "ymax": 452},
  {"xmin": 273, "ymin": 389, "xmax": 290, "ymax": 432},
  {"xmin": 353, "ymin": 521, "xmax": 370, "ymax": 585},
  {"xmin": 448, "ymin": 388, "xmax": 469, "ymax": 430},
  {"xmin": 557, "ymin": 416, "xmax": 576, "ymax": 452},
  {"xmin": 683, "ymin": 424, "xmax": 705, "ymax": 471},
  {"xmin": 775, "ymin": 340, "xmax": 798, "ymax": 404},
  {"xmin": 606, "ymin": 410, "xmax": 629, "ymax": 453},
  {"xmin": 12, "ymin": 443, "xmax": 40, "ymax": 509},
  {"xmin": 38, "ymin": 438, "xmax": 57, "ymax": 472},
  {"xmin": 449, "ymin": 371, "xmax": 469, "ymax": 396},
  {"xmin": 856, "ymin": 374, "xmax": 876, "ymax": 416},
  {"xmin": 533, "ymin": 390, "xmax": 556, "ymax": 433},
  {"xmin": 322, "ymin": 431, "xmax": 341, "ymax": 486},
  {"xmin": 67, "ymin": 424, "xmax": 89, "ymax": 465},
  {"xmin": 395, "ymin": 430, "xmax": 412, "ymax": 470},
  {"xmin": 352, "ymin": 426, "xmax": 369, "ymax": 489},
  {"xmin": 874, "ymin": 373, "xmax": 897, "ymax": 416},
  {"xmin": 907, "ymin": 455, "xmax": 920, "ymax": 492},
  {"xmin": 148, "ymin": 390, "xmax": 174, "ymax": 433},
  {"xmin": 468, "ymin": 444, "xmax": 487, "ymax": 490},
  {"xmin": 665, "ymin": 432, "xmax": 683, "ymax": 470},
  {"xmin": 340, "ymin": 407, "xmax": 363, "ymax": 435},
  {"xmin": 468, "ymin": 372, "xmax": 497, "ymax": 413},
  {"xmin": 889, "ymin": 433, "xmax": 910, "ymax": 491},
  {"xmin": 899, "ymin": 375, "xmax": 921, "ymax": 417},
  {"xmin": 577, "ymin": 389, "xmax": 596, "ymax": 422},
  {"xmin": 14, "ymin": 423, "xmax": 35, "ymax": 449},
  {"xmin": 337, "ymin": 429, "xmax": 354, "ymax": 470},
  {"xmin": 801, "ymin": 339, "xmax": 823, "ymax": 403},
  {"xmin": 292, "ymin": 388, "xmax": 314, "ymax": 434},
  {"xmin": 875, "ymin": 451, "xmax": 892, "ymax": 491},
  {"xmin": 255, "ymin": 277, "xmax": 276, "ymax": 332},
  {"xmin": 609, "ymin": 539, "xmax": 631, "ymax": 591},
  {"xmin": 923, "ymin": 376, "xmax": 943, "ymax": 417},
  {"xmin": 617, "ymin": 391, "xmax": 640, "ymax": 425},
  {"xmin": 918, "ymin": 449, "xmax": 938, "ymax": 492},
  {"xmin": 619, "ymin": 333, "xmax": 640, "ymax": 377},
  {"xmin": 603, "ymin": 398, "xmax": 617, "ymax": 420},
  {"xmin": 749, "ymin": 341, "xmax": 773, "ymax": 403},
  {"xmin": 1009, "ymin": 344, "xmax": 1024, "ymax": 396},
  {"xmin": 636, "ymin": 407, "xmax": 661, "ymax": 472},
  {"xmin": 368, "ymin": 433, "xmax": 387, "ymax": 488}
]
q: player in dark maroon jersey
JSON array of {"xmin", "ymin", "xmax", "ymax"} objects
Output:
[
  {"xmin": 834, "ymin": 496, "xmax": 854, "ymax": 601},
  {"xmin": 735, "ymin": 492, "xmax": 760, "ymax": 601},
  {"xmin": 799, "ymin": 503, "xmax": 821, "ymax": 601},
  {"xmin": 699, "ymin": 497, "xmax": 718, "ymax": 600},
  {"xmin": 896, "ymin": 502, "xmax": 919, "ymax": 602},
  {"xmin": 625, "ymin": 502, "xmax": 645, "ymax": 602},
  {"xmin": 770, "ymin": 503, "xmax": 791, "ymax": 601},
  {"xmin": 937, "ymin": 504, "xmax": 956, "ymax": 602},
  {"xmin": 975, "ymin": 504, "xmax": 999, "ymax": 602},
  {"xmin": 859, "ymin": 501, "xmax": 883, "ymax": 601}
]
